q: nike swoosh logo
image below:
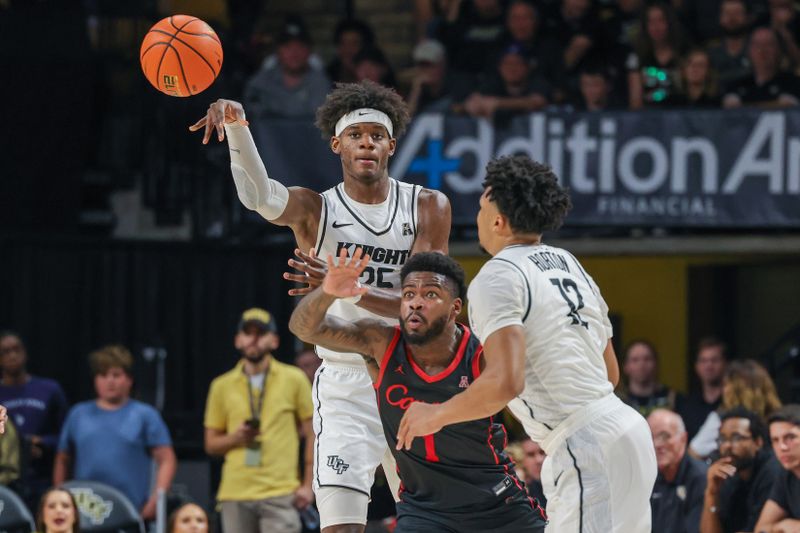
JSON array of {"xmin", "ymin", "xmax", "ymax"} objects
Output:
[
  {"xmin": 357, "ymin": 111, "xmax": 369, "ymax": 116},
  {"xmin": 554, "ymin": 471, "xmax": 564, "ymax": 486},
  {"xmin": 230, "ymin": 148, "xmax": 240, "ymax": 153},
  {"xmin": 332, "ymin": 221, "xmax": 353, "ymax": 228}
]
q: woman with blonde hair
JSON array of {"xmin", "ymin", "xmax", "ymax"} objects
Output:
[{"xmin": 689, "ymin": 359, "xmax": 782, "ymax": 459}]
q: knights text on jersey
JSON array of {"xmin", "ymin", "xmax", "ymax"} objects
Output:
[
  {"xmin": 314, "ymin": 178, "xmax": 421, "ymax": 364},
  {"xmin": 374, "ymin": 324, "xmax": 532, "ymax": 513}
]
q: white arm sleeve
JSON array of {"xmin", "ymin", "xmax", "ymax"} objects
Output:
[{"xmin": 224, "ymin": 123, "xmax": 289, "ymax": 221}]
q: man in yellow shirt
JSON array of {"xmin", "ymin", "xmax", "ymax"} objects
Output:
[{"xmin": 204, "ymin": 308, "xmax": 314, "ymax": 533}]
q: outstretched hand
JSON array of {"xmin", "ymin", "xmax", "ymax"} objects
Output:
[
  {"xmin": 189, "ymin": 98, "xmax": 249, "ymax": 144},
  {"xmin": 284, "ymin": 248, "xmax": 328, "ymax": 296},
  {"xmin": 322, "ymin": 248, "xmax": 371, "ymax": 299}
]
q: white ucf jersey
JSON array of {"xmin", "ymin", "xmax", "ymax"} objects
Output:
[
  {"xmin": 468, "ymin": 243, "xmax": 615, "ymax": 443},
  {"xmin": 315, "ymin": 178, "xmax": 421, "ymax": 364}
]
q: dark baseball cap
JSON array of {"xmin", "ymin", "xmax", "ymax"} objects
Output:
[{"xmin": 277, "ymin": 16, "xmax": 312, "ymax": 46}]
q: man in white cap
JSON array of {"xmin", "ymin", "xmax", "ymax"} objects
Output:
[
  {"xmin": 191, "ymin": 80, "xmax": 451, "ymax": 533},
  {"xmin": 406, "ymin": 39, "xmax": 454, "ymax": 116}
]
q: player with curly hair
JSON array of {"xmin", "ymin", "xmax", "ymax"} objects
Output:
[
  {"xmin": 191, "ymin": 81, "xmax": 451, "ymax": 533},
  {"xmin": 397, "ymin": 155, "xmax": 658, "ymax": 533}
]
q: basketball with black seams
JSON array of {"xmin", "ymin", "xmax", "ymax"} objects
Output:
[{"xmin": 140, "ymin": 15, "xmax": 223, "ymax": 97}]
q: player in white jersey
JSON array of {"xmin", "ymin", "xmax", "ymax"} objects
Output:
[
  {"xmin": 396, "ymin": 155, "xmax": 657, "ymax": 533},
  {"xmin": 190, "ymin": 81, "xmax": 451, "ymax": 533}
]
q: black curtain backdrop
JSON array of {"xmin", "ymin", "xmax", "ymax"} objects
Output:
[{"xmin": 0, "ymin": 236, "xmax": 296, "ymax": 448}]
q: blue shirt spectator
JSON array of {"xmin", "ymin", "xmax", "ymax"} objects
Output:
[
  {"xmin": 54, "ymin": 345, "xmax": 176, "ymax": 521},
  {"xmin": 58, "ymin": 399, "xmax": 171, "ymax": 508}
]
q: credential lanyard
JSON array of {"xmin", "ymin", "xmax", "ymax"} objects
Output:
[{"xmin": 245, "ymin": 367, "xmax": 268, "ymax": 423}]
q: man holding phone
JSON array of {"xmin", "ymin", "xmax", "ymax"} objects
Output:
[{"xmin": 205, "ymin": 308, "xmax": 315, "ymax": 533}]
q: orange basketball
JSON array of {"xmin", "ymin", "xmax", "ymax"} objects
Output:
[{"xmin": 140, "ymin": 15, "xmax": 223, "ymax": 97}]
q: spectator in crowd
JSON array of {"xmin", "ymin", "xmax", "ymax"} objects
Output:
[
  {"xmin": 0, "ymin": 416, "xmax": 20, "ymax": 487},
  {"xmin": 766, "ymin": 0, "xmax": 800, "ymax": 68},
  {"xmin": 723, "ymin": 26, "xmax": 800, "ymax": 108},
  {"xmin": 54, "ymin": 345, "xmax": 176, "ymax": 521},
  {"xmin": 503, "ymin": 1, "xmax": 559, "ymax": 86},
  {"xmin": 755, "ymin": 404, "xmax": 800, "ymax": 531},
  {"xmin": 413, "ymin": 0, "xmax": 460, "ymax": 41},
  {"xmin": 406, "ymin": 39, "xmax": 461, "ymax": 115},
  {"xmin": 293, "ymin": 349, "xmax": 320, "ymax": 383},
  {"xmin": 36, "ymin": 487, "xmax": 79, "ymax": 533},
  {"xmin": 600, "ymin": 0, "xmax": 644, "ymax": 52},
  {"xmin": 244, "ymin": 16, "xmax": 331, "ymax": 119},
  {"xmin": 204, "ymin": 308, "xmax": 314, "ymax": 533},
  {"xmin": 168, "ymin": 502, "xmax": 209, "ymax": 533},
  {"xmin": 458, "ymin": 44, "xmax": 549, "ymax": 126},
  {"xmin": 707, "ymin": 0, "xmax": 752, "ymax": 91},
  {"xmin": 668, "ymin": 48, "xmax": 722, "ymax": 107},
  {"xmin": 436, "ymin": 0, "xmax": 507, "ymax": 77},
  {"xmin": 619, "ymin": 339, "xmax": 680, "ymax": 417},
  {"xmin": 0, "ymin": 404, "xmax": 6, "ymax": 434},
  {"xmin": 326, "ymin": 18, "xmax": 375, "ymax": 84},
  {"xmin": 353, "ymin": 45, "xmax": 397, "ymax": 89},
  {"xmin": 649, "ymin": 409, "xmax": 707, "ymax": 533},
  {"xmin": 690, "ymin": 359, "xmax": 782, "ymax": 460},
  {"xmin": 542, "ymin": 0, "xmax": 604, "ymax": 70},
  {"xmin": 700, "ymin": 407, "xmax": 782, "ymax": 533},
  {"xmin": 572, "ymin": 64, "xmax": 619, "ymax": 111},
  {"xmin": 627, "ymin": 1, "xmax": 689, "ymax": 109},
  {"xmin": 0, "ymin": 331, "xmax": 68, "ymax": 508},
  {"xmin": 678, "ymin": 337, "xmax": 728, "ymax": 441},
  {"xmin": 519, "ymin": 438, "xmax": 547, "ymax": 507}
]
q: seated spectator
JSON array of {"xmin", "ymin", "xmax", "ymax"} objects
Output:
[
  {"xmin": 54, "ymin": 345, "xmax": 176, "ymax": 521},
  {"xmin": 648, "ymin": 409, "xmax": 707, "ymax": 533},
  {"xmin": 543, "ymin": 0, "xmax": 604, "ymax": 77},
  {"xmin": 667, "ymin": 48, "xmax": 722, "ymax": 107},
  {"xmin": 457, "ymin": 44, "xmax": 549, "ymax": 126},
  {"xmin": 503, "ymin": 1, "xmax": 560, "ymax": 85},
  {"xmin": 244, "ymin": 16, "xmax": 331, "ymax": 119},
  {"xmin": 765, "ymin": 0, "xmax": 800, "ymax": 68},
  {"xmin": 0, "ymin": 331, "xmax": 68, "ymax": 508},
  {"xmin": 678, "ymin": 337, "xmax": 728, "ymax": 441},
  {"xmin": 326, "ymin": 18, "xmax": 375, "ymax": 84},
  {"xmin": 0, "ymin": 416, "xmax": 20, "ymax": 487},
  {"xmin": 406, "ymin": 39, "xmax": 462, "ymax": 115},
  {"xmin": 690, "ymin": 359, "xmax": 782, "ymax": 460},
  {"xmin": 354, "ymin": 45, "xmax": 397, "ymax": 89},
  {"xmin": 723, "ymin": 26, "xmax": 800, "ymax": 108},
  {"xmin": 700, "ymin": 407, "xmax": 782, "ymax": 533},
  {"xmin": 755, "ymin": 404, "xmax": 800, "ymax": 531},
  {"xmin": 519, "ymin": 438, "xmax": 547, "ymax": 507},
  {"xmin": 36, "ymin": 487, "xmax": 79, "ymax": 533},
  {"xmin": 572, "ymin": 64, "xmax": 620, "ymax": 111},
  {"xmin": 168, "ymin": 502, "xmax": 209, "ymax": 533},
  {"xmin": 436, "ymin": 0, "xmax": 507, "ymax": 76},
  {"xmin": 293, "ymin": 348, "xmax": 321, "ymax": 383},
  {"xmin": 627, "ymin": 2, "xmax": 689, "ymax": 109},
  {"xmin": 413, "ymin": 0, "xmax": 459, "ymax": 41},
  {"xmin": 707, "ymin": 0, "xmax": 752, "ymax": 91},
  {"xmin": 618, "ymin": 340, "xmax": 681, "ymax": 418}
]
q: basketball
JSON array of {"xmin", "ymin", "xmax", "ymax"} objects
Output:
[{"xmin": 140, "ymin": 15, "xmax": 223, "ymax": 97}]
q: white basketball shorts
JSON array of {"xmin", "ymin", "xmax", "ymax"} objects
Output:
[
  {"xmin": 311, "ymin": 361, "xmax": 398, "ymax": 526},
  {"xmin": 540, "ymin": 394, "xmax": 657, "ymax": 533}
]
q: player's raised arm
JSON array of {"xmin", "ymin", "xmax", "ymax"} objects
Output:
[
  {"xmin": 189, "ymin": 99, "xmax": 321, "ymax": 248},
  {"xmin": 289, "ymin": 248, "xmax": 395, "ymax": 369}
]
